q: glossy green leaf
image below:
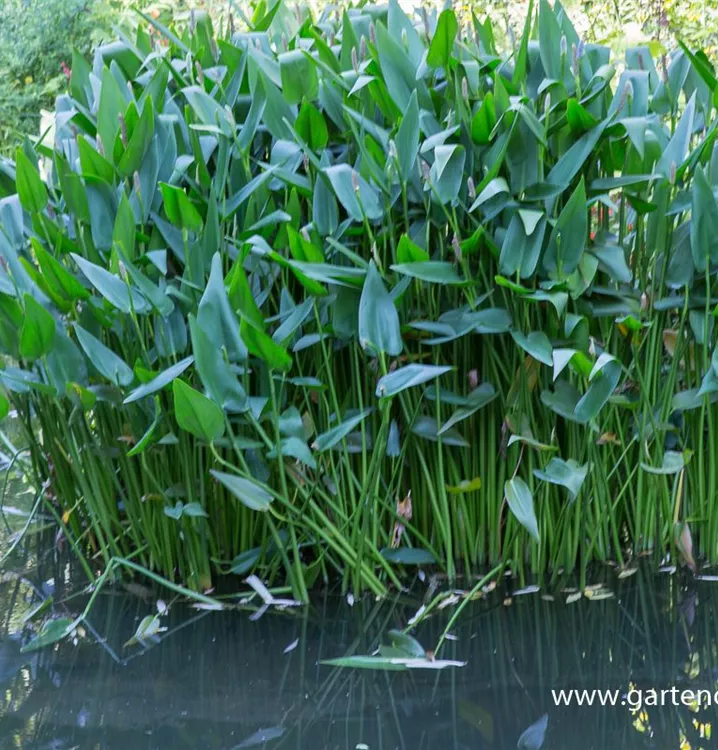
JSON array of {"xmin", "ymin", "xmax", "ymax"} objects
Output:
[
  {"xmin": 641, "ymin": 450, "xmax": 690, "ymax": 475},
  {"xmin": 395, "ymin": 91, "xmax": 420, "ymax": 183},
  {"xmin": 511, "ymin": 331, "xmax": 553, "ymax": 367},
  {"xmin": 20, "ymin": 617, "xmax": 74, "ymax": 653},
  {"xmin": 74, "ymin": 324, "xmax": 134, "ymax": 387},
  {"xmin": 71, "ymin": 254, "xmax": 148, "ymax": 314},
  {"xmin": 396, "ymin": 234, "xmax": 429, "ymax": 263},
  {"xmin": 160, "ymin": 183, "xmax": 203, "ymax": 232},
  {"xmin": 547, "ymin": 122, "xmax": 608, "ymax": 188},
  {"xmin": 324, "ymin": 165, "xmax": 383, "ymax": 222},
  {"xmin": 117, "ymin": 97, "xmax": 154, "ymax": 177},
  {"xmin": 172, "ymin": 379, "xmax": 225, "ymax": 442},
  {"xmin": 544, "ymin": 178, "xmax": 587, "ymax": 277},
  {"xmin": 430, "ymin": 145, "xmax": 465, "ymax": 204},
  {"xmin": 359, "ymin": 261, "xmax": 403, "ymax": 356},
  {"xmin": 471, "ymin": 93, "xmax": 496, "ymax": 145},
  {"xmin": 279, "ymin": 50, "xmax": 318, "ymax": 104},
  {"xmin": 313, "ymin": 408, "xmax": 373, "ymax": 451},
  {"xmin": 32, "ymin": 240, "xmax": 89, "ymax": 303},
  {"xmin": 112, "ymin": 192, "xmax": 136, "ymax": 260},
  {"xmin": 534, "ymin": 458, "xmax": 588, "ymax": 499},
  {"xmin": 123, "ymin": 356, "xmax": 194, "ymax": 404},
  {"xmin": 78, "ymin": 136, "xmax": 115, "ymax": 183},
  {"xmin": 427, "ymin": 10, "xmax": 458, "ymax": 68},
  {"xmin": 691, "ymin": 165, "xmax": 718, "ymax": 270},
  {"xmin": 227, "ymin": 259, "xmax": 264, "ymax": 332},
  {"xmin": 126, "ymin": 400, "xmax": 162, "ymax": 456},
  {"xmin": 241, "ymin": 319, "xmax": 293, "ymax": 372},
  {"xmin": 189, "ymin": 316, "xmax": 247, "ymax": 412},
  {"xmin": 66, "ymin": 382, "xmax": 97, "ymax": 411},
  {"xmin": 97, "ymin": 66, "xmax": 127, "ymax": 164},
  {"xmin": 197, "ymin": 253, "xmax": 247, "ymax": 362},
  {"xmin": 296, "ymin": 98, "xmax": 328, "ymax": 151},
  {"xmin": 439, "ymin": 383, "xmax": 497, "ymax": 433},
  {"xmin": 574, "ymin": 356, "xmax": 621, "ymax": 423},
  {"xmin": 15, "ymin": 149, "xmax": 48, "ymax": 214},
  {"xmin": 211, "ymin": 470, "xmax": 273, "ymax": 511},
  {"xmin": 655, "ymin": 93, "xmax": 695, "ymax": 178},
  {"xmin": 391, "ymin": 261, "xmax": 464, "ymax": 285},
  {"xmin": 388, "ymin": 629, "xmax": 426, "ymax": 658},
  {"xmin": 376, "ymin": 364, "xmax": 452, "ymax": 398},
  {"xmin": 19, "ymin": 295, "xmax": 55, "ymax": 360},
  {"xmin": 504, "ymin": 477, "xmax": 539, "ymax": 543}
]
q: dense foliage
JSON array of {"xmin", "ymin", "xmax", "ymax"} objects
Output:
[
  {"xmin": 2, "ymin": 0, "xmax": 718, "ymax": 597},
  {"xmin": 4, "ymin": 0, "xmax": 717, "ymax": 154}
]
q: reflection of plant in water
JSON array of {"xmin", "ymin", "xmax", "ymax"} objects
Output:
[{"xmin": 4, "ymin": 563, "xmax": 718, "ymax": 747}]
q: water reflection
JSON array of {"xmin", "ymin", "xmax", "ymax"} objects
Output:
[{"xmin": 2, "ymin": 566, "xmax": 718, "ymax": 749}]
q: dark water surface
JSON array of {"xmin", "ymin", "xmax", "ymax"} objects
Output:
[{"xmin": 2, "ymin": 553, "xmax": 718, "ymax": 750}]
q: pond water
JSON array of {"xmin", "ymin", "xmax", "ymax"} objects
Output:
[{"xmin": 1, "ymin": 549, "xmax": 717, "ymax": 750}]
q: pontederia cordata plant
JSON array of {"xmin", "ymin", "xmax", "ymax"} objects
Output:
[{"xmin": 2, "ymin": 0, "xmax": 718, "ymax": 597}]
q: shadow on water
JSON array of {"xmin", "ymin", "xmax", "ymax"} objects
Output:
[{"xmin": 2, "ymin": 561, "xmax": 718, "ymax": 749}]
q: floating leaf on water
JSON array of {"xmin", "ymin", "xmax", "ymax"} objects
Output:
[
  {"xmin": 584, "ymin": 583, "xmax": 605, "ymax": 592},
  {"xmin": 21, "ymin": 596, "xmax": 54, "ymax": 624},
  {"xmin": 407, "ymin": 604, "xmax": 426, "ymax": 626},
  {"xmin": 283, "ymin": 638, "xmax": 299, "ymax": 654},
  {"xmin": 387, "ymin": 629, "xmax": 426, "ymax": 658},
  {"xmin": 512, "ymin": 585, "xmax": 540, "ymax": 596},
  {"xmin": 458, "ymin": 698, "xmax": 495, "ymax": 742},
  {"xmin": 245, "ymin": 574, "xmax": 275, "ymax": 604},
  {"xmin": 21, "ymin": 617, "xmax": 74, "ymax": 653},
  {"xmin": 320, "ymin": 655, "xmax": 465, "ymax": 671},
  {"xmin": 517, "ymin": 713, "xmax": 548, "ymax": 749},
  {"xmin": 584, "ymin": 588, "xmax": 615, "ymax": 600},
  {"xmin": 191, "ymin": 602, "xmax": 225, "ymax": 611},
  {"xmin": 320, "ymin": 655, "xmax": 407, "ymax": 671},
  {"xmin": 438, "ymin": 593, "xmax": 461, "ymax": 609},
  {"xmin": 234, "ymin": 726, "xmax": 286, "ymax": 748}
]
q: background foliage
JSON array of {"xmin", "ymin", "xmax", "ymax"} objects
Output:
[
  {"xmin": 3, "ymin": 0, "xmax": 718, "ymax": 154},
  {"xmin": 0, "ymin": 0, "xmax": 225, "ymax": 153}
]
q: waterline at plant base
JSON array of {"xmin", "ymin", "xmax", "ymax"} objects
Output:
[{"xmin": 1, "ymin": 0, "xmax": 717, "ymax": 597}]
